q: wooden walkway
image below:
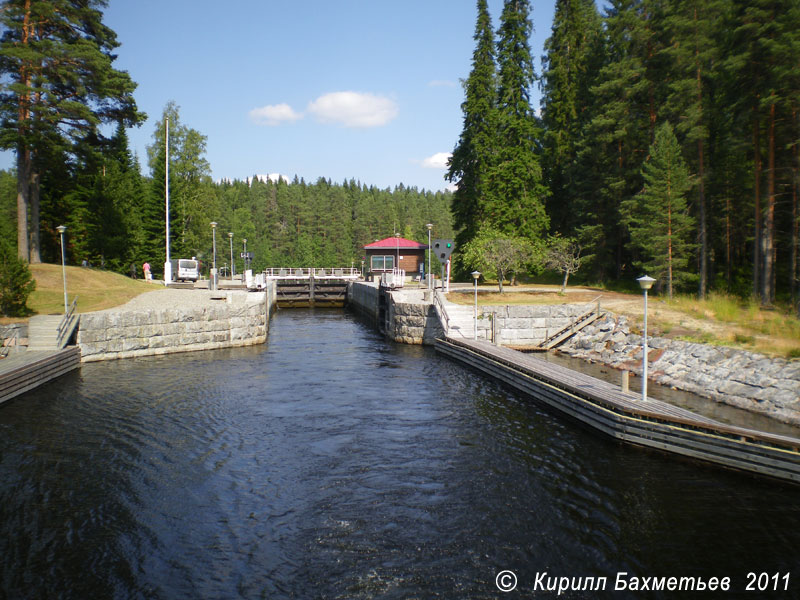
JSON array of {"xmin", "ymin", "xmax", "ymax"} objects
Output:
[
  {"xmin": 436, "ymin": 337, "xmax": 800, "ymax": 484},
  {"xmin": 0, "ymin": 346, "xmax": 81, "ymax": 406}
]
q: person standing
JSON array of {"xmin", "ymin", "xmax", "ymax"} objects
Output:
[{"xmin": 143, "ymin": 261, "xmax": 152, "ymax": 282}]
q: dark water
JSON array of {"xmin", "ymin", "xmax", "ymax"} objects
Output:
[{"xmin": 1, "ymin": 309, "xmax": 799, "ymax": 599}]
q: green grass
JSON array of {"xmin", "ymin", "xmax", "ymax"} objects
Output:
[{"xmin": 2, "ymin": 263, "xmax": 160, "ymax": 323}]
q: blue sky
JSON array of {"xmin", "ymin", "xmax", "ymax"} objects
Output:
[{"xmin": 3, "ymin": 0, "xmax": 558, "ymax": 192}]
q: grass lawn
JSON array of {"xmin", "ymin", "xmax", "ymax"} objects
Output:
[{"xmin": 2, "ymin": 263, "xmax": 164, "ymax": 324}]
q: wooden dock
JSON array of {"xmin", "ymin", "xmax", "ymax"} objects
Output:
[
  {"xmin": 435, "ymin": 336, "xmax": 800, "ymax": 484},
  {"xmin": 0, "ymin": 346, "xmax": 81, "ymax": 405}
]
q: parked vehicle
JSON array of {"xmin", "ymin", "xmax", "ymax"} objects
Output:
[{"xmin": 171, "ymin": 258, "xmax": 199, "ymax": 282}]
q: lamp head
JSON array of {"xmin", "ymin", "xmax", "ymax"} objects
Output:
[
  {"xmin": 471, "ymin": 271, "xmax": 481, "ymax": 280},
  {"xmin": 56, "ymin": 225, "xmax": 67, "ymax": 234},
  {"xmin": 210, "ymin": 221, "xmax": 217, "ymax": 228},
  {"xmin": 426, "ymin": 223, "xmax": 433, "ymax": 230},
  {"xmin": 637, "ymin": 275, "xmax": 656, "ymax": 291},
  {"xmin": 228, "ymin": 232, "xmax": 233, "ymax": 238}
]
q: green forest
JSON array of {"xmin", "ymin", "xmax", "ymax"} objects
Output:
[{"xmin": 2, "ymin": 0, "xmax": 799, "ymax": 310}]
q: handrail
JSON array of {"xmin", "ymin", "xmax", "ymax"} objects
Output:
[
  {"xmin": 0, "ymin": 327, "xmax": 19, "ymax": 358},
  {"xmin": 56, "ymin": 296, "xmax": 78, "ymax": 348},
  {"xmin": 263, "ymin": 267, "xmax": 360, "ymax": 279},
  {"xmin": 433, "ymin": 289, "xmax": 453, "ymax": 336}
]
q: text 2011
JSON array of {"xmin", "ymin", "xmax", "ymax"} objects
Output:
[{"xmin": 745, "ymin": 572, "xmax": 790, "ymax": 592}]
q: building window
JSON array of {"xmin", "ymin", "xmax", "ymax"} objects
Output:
[{"xmin": 371, "ymin": 255, "xmax": 395, "ymax": 271}]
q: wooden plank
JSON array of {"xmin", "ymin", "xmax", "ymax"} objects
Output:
[
  {"xmin": 435, "ymin": 337, "xmax": 800, "ymax": 483},
  {"xmin": 0, "ymin": 347, "xmax": 81, "ymax": 405}
]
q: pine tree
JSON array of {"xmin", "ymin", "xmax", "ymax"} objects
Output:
[
  {"xmin": 623, "ymin": 122, "xmax": 695, "ymax": 298},
  {"xmin": 0, "ymin": 0, "xmax": 144, "ymax": 263},
  {"xmin": 446, "ymin": 0, "xmax": 497, "ymax": 252}
]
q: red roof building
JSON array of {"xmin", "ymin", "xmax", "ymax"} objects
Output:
[{"xmin": 364, "ymin": 236, "xmax": 428, "ymax": 278}]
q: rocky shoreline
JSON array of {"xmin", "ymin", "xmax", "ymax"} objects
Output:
[{"xmin": 558, "ymin": 313, "xmax": 800, "ymax": 426}]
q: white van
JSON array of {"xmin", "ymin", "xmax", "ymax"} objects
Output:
[{"xmin": 172, "ymin": 258, "xmax": 199, "ymax": 282}]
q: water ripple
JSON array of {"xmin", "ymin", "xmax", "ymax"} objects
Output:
[{"xmin": 1, "ymin": 309, "xmax": 799, "ymax": 598}]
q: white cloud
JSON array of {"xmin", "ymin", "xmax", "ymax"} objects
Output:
[
  {"xmin": 249, "ymin": 103, "xmax": 303, "ymax": 126},
  {"xmin": 307, "ymin": 91, "xmax": 398, "ymax": 128},
  {"xmin": 421, "ymin": 152, "xmax": 451, "ymax": 169}
]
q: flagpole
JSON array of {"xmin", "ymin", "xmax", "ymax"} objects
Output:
[{"xmin": 164, "ymin": 117, "xmax": 171, "ymax": 285}]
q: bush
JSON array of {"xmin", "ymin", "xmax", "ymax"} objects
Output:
[{"xmin": 0, "ymin": 241, "xmax": 36, "ymax": 317}]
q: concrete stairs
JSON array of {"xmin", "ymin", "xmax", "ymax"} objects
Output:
[
  {"xmin": 437, "ymin": 298, "xmax": 477, "ymax": 339},
  {"xmin": 27, "ymin": 314, "xmax": 79, "ymax": 351}
]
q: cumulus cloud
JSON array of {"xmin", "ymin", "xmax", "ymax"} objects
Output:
[
  {"xmin": 307, "ymin": 91, "xmax": 398, "ymax": 128},
  {"xmin": 249, "ymin": 103, "xmax": 303, "ymax": 126},
  {"xmin": 421, "ymin": 152, "xmax": 451, "ymax": 169}
]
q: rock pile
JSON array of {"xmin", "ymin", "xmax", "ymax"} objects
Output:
[{"xmin": 559, "ymin": 314, "xmax": 800, "ymax": 426}]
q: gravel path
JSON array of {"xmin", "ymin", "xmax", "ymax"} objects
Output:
[{"xmin": 97, "ymin": 288, "xmax": 229, "ymax": 313}]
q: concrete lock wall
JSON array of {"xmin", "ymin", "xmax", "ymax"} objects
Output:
[
  {"xmin": 481, "ymin": 304, "xmax": 591, "ymax": 346},
  {"xmin": 78, "ymin": 285, "xmax": 276, "ymax": 362}
]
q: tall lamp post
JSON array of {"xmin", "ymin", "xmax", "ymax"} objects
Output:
[
  {"xmin": 471, "ymin": 270, "xmax": 481, "ymax": 340},
  {"xmin": 637, "ymin": 275, "xmax": 656, "ymax": 401},
  {"xmin": 395, "ymin": 232, "xmax": 400, "ymax": 274},
  {"xmin": 228, "ymin": 232, "xmax": 234, "ymax": 279},
  {"xmin": 243, "ymin": 238, "xmax": 248, "ymax": 272},
  {"xmin": 56, "ymin": 225, "xmax": 68, "ymax": 313},
  {"xmin": 426, "ymin": 223, "xmax": 433, "ymax": 291},
  {"xmin": 210, "ymin": 221, "xmax": 218, "ymax": 290}
]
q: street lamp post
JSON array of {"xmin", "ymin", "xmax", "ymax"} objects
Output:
[
  {"xmin": 56, "ymin": 225, "xmax": 68, "ymax": 313},
  {"xmin": 210, "ymin": 222, "xmax": 217, "ymax": 290},
  {"xmin": 426, "ymin": 223, "xmax": 433, "ymax": 291},
  {"xmin": 228, "ymin": 232, "xmax": 234, "ymax": 279},
  {"xmin": 637, "ymin": 275, "xmax": 656, "ymax": 401},
  {"xmin": 395, "ymin": 232, "xmax": 400, "ymax": 273},
  {"xmin": 471, "ymin": 271, "xmax": 481, "ymax": 340}
]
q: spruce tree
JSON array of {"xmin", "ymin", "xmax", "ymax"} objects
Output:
[
  {"xmin": 489, "ymin": 0, "xmax": 548, "ymax": 241},
  {"xmin": 623, "ymin": 122, "xmax": 695, "ymax": 298},
  {"xmin": 540, "ymin": 0, "xmax": 604, "ymax": 235},
  {"xmin": 446, "ymin": 0, "xmax": 496, "ymax": 253}
]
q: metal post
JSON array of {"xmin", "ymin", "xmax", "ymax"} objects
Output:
[
  {"xmin": 210, "ymin": 222, "xmax": 217, "ymax": 290},
  {"xmin": 426, "ymin": 223, "xmax": 433, "ymax": 291},
  {"xmin": 637, "ymin": 275, "xmax": 655, "ymax": 400},
  {"xmin": 57, "ymin": 225, "xmax": 67, "ymax": 313},
  {"xmin": 164, "ymin": 117, "xmax": 171, "ymax": 285},
  {"xmin": 229, "ymin": 232, "xmax": 234, "ymax": 279},
  {"xmin": 471, "ymin": 270, "xmax": 481, "ymax": 340}
]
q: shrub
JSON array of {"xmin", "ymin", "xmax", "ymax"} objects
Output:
[{"xmin": 0, "ymin": 241, "xmax": 36, "ymax": 317}]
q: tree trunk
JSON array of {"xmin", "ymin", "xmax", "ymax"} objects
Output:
[
  {"xmin": 763, "ymin": 99, "xmax": 776, "ymax": 304},
  {"xmin": 561, "ymin": 270, "xmax": 569, "ymax": 294},
  {"xmin": 693, "ymin": 7, "xmax": 708, "ymax": 299},
  {"xmin": 792, "ymin": 108, "xmax": 799, "ymax": 310},
  {"xmin": 753, "ymin": 115, "xmax": 762, "ymax": 300},
  {"xmin": 29, "ymin": 171, "xmax": 41, "ymax": 263},
  {"xmin": 16, "ymin": 147, "xmax": 31, "ymax": 261}
]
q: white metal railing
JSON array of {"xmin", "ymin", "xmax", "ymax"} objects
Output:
[
  {"xmin": 1, "ymin": 327, "xmax": 20, "ymax": 358},
  {"xmin": 56, "ymin": 296, "xmax": 79, "ymax": 348},
  {"xmin": 263, "ymin": 267, "xmax": 360, "ymax": 279},
  {"xmin": 380, "ymin": 268, "xmax": 405, "ymax": 289}
]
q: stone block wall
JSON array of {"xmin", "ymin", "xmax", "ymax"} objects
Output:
[
  {"xmin": 560, "ymin": 314, "xmax": 800, "ymax": 426},
  {"xmin": 481, "ymin": 303, "xmax": 593, "ymax": 346},
  {"xmin": 387, "ymin": 293, "xmax": 442, "ymax": 345},
  {"xmin": 78, "ymin": 288, "xmax": 275, "ymax": 362},
  {"xmin": 347, "ymin": 281, "xmax": 380, "ymax": 321}
]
